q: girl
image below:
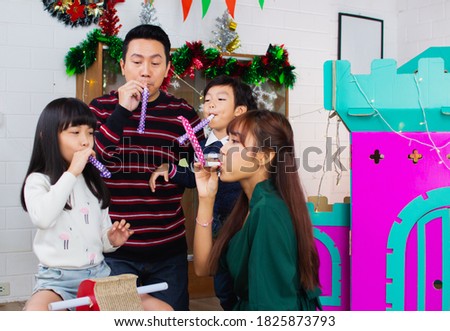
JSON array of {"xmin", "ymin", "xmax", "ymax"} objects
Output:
[
  {"xmin": 20, "ymin": 98, "xmax": 168, "ymax": 310},
  {"xmin": 193, "ymin": 109, "xmax": 321, "ymax": 311}
]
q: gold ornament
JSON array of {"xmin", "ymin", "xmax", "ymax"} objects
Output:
[
  {"xmin": 54, "ymin": 0, "xmax": 72, "ymax": 12},
  {"xmin": 226, "ymin": 36, "xmax": 241, "ymax": 53},
  {"xmin": 228, "ymin": 20, "xmax": 237, "ymax": 31},
  {"xmin": 87, "ymin": 1, "xmax": 104, "ymax": 17}
]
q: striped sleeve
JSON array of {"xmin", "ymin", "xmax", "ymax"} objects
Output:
[{"xmin": 90, "ymin": 94, "xmax": 133, "ymax": 160}]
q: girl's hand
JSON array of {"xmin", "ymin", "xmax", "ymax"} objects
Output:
[
  {"xmin": 68, "ymin": 148, "xmax": 95, "ymax": 177},
  {"xmin": 117, "ymin": 80, "xmax": 147, "ymax": 112},
  {"xmin": 149, "ymin": 163, "xmax": 169, "ymax": 192},
  {"xmin": 107, "ymin": 219, "xmax": 134, "ymax": 247},
  {"xmin": 193, "ymin": 162, "xmax": 219, "ymax": 200}
]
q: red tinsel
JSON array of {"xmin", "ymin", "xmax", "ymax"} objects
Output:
[
  {"xmin": 161, "ymin": 69, "xmax": 175, "ymax": 92},
  {"xmin": 99, "ymin": 5, "xmax": 122, "ymax": 36},
  {"xmin": 108, "ymin": 0, "xmax": 125, "ymax": 6}
]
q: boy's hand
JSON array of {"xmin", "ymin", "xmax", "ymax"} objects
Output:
[
  {"xmin": 108, "ymin": 219, "xmax": 134, "ymax": 247},
  {"xmin": 149, "ymin": 163, "xmax": 169, "ymax": 192}
]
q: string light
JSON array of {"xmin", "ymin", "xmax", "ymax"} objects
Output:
[
  {"xmin": 289, "ymin": 107, "xmax": 323, "ymax": 120},
  {"xmin": 82, "ymin": 62, "xmax": 87, "ymax": 102},
  {"xmin": 169, "ymin": 69, "xmax": 203, "ymax": 100},
  {"xmin": 314, "ymin": 110, "xmax": 346, "ymax": 212},
  {"xmin": 351, "ymin": 74, "xmax": 450, "ymax": 170}
]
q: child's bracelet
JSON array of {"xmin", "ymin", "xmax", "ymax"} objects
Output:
[{"xmin": 195, "ymin": 218, "xmax": 213, "ymax": 227}]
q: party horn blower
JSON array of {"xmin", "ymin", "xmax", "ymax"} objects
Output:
[
  {"xmin": 48, "ymin": 274, "xmax": 168, "ymax": 311},
  {"xmin": 177, "ymin": 114, "xmax": 214, "ymax": 144},
  {"xmin": 178, "ymin": 116, "xmax": 205, "ymax": 166},
  {"xmin": 88, "ymin": 156, "xmax": 111, "ymax": 178},
  {"xmin": 137, "ymin": 87, "xmax": 149, "ymax": 134}
]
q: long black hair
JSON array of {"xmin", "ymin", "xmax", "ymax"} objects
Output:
[
  {"xmin": 20, "ymin": 98, "xmax": 110, "ymax": 211},
  {"xmin": 209, "ymin": 110, "xmax": 320, "ymax": 291}
]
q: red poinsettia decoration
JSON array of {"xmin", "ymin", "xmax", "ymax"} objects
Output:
[{"xmin": 66, "ymin": 0, "xmax": 86, "ymax": 22}]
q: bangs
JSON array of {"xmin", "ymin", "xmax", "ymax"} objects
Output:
[
  {"xmin": 59, "ymin": 99, "xmax": 97, "ymax": 131},
  {"xmin": 227, "ymin": 112, "xmax": 258, "ymax": 147}
]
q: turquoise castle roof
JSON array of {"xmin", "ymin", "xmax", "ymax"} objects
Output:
[{"xmin": 323, "ymin": 47, "xmax": 450, "ymax": 132}]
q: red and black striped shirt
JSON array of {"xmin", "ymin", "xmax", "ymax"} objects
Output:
[{"xmin": 90, "ymin": 90, "xmax": 204, "ymax": 262}]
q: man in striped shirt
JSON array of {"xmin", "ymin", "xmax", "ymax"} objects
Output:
[{"xmin": 89, "ymin": 24, "xmax": 203, "ymax": 310}]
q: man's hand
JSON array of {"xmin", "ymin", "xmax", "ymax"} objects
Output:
[{"xmin": 117, "ymin": 80, "xmax": 147, "ymax": 112}]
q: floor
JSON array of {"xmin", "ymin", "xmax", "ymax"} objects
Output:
[{"xmin": 0, "ymin": 296, "xmax": 222, "ymax": 311}]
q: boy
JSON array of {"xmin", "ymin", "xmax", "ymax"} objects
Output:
[{"xmin": 150, "ymin": 75, "xmax": 258, "ymax": 310}]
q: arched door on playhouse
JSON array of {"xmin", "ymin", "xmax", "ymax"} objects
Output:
[
  {"xmin": 386, "ymin": 187, "xmax": 450, "ymax": 311},
  {"xmin": 314, "ymin": 229, "xmax": 343, "ymax": 308}
]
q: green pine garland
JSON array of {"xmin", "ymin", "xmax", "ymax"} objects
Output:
[
  {"xmin": 65, "ymin": 29, "xmax": 123, "ymax": 76},
  {"xmin": 169, "ymin": 42, "xmax": 297, "ymax": 89},
  {"xmin": 65, "ymin": 36, "xmax": 296, "ymax": 89}
]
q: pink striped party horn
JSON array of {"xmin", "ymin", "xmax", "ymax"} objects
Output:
[
  {"xmin": 88, "ymin": 156, "xmax": 111, "ymax": 178},
  {"xmin": 178, "ymin": 116, "xmax": 205, "ymax": 166},
  {"xmin": 177, "ymin": 114, "xmax": 214, "ymax": 144},
  {"xmin": 137, "ymin": 87, "xmax": 149, "ymax": 134}
]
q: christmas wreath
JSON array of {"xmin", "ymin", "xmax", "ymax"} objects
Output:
[{"xmin": 42, "ymin": 0, "xmax": 106, "ymax": 27}]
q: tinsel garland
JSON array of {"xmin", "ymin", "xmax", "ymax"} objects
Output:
[
  {"xmin": 140, "ymin": 1, "xmax": 160, "ymax": 25},
  {"xmin": 171, "ymin": 41, "xmax": 296, "ymax": 89},
  {"xmin": 65, "ymin": 29, "xmax": 123, "ymax": 76},
  {"xmin": 65, "ymin": 37, "xmax": 296, "ymax": 89},
  {"xmin": 210, "ymin": 10, "xmax": 241, "ymax": 53},
  {"xmin": 99, "ymin": 4, "xmax": 122, "ymax": 36}
]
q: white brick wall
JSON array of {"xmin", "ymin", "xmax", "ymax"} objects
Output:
[
  {"xmin": 1, "ymin": 0, "xmax": 440, "ymax": 304},
  {"xmin": 398, "ymin": 0, "xmax": 450, "ymax": 65}
]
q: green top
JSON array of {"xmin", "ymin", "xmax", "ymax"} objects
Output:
[{"xmin": 222, "ymin": 179, "xmax": 321, "ymax": 311}]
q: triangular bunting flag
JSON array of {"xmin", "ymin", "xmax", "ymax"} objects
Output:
[
  {"xmin": 225, "ymin": 0, "xmax": 236, "ymax": 18},
  {"xmin": 181, "ymin": 0, "xmax": 193, "ymax": 21},
  {"xmin": 202, "ymin": 0, "xmax": 212, "ymax": 18}
]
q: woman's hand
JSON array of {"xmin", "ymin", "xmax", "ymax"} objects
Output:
[
  {"xmin": 107, "ymin": 219, "xmax": 134, "ymax": 247},
  {"xmin": 193, "ymin": 163, "xmax": 219, "ymax": 200}
]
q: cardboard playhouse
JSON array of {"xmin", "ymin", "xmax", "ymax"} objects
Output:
[{"xmin": 312, "ymin": 47, "xmax": 450, "ymax": 311}]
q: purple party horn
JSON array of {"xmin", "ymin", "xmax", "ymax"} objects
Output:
[
  {"xmin": 137, "ymin": 87, "xmax": 149, "ymax": 134},
  {"xmin": 88, "ymin": 156, "xmax": 111, "ymax": 178}
]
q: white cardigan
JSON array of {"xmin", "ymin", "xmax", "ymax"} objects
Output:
[{"xmin": 24, "ymin": 172, "xmax": 116, "ymax": 269}]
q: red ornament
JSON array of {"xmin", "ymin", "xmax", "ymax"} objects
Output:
[
  {"xmin": 67, "ymin": 0, "xmax": 86, "ymax": 22},
  {"xmin": 193, "ymin": 58, "xmax": 203, "ymax": 70}
]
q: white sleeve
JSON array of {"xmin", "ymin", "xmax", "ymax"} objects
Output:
[{"xmin": 24, "ymin": 172, "xmax": 77, "ymax": 229}]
